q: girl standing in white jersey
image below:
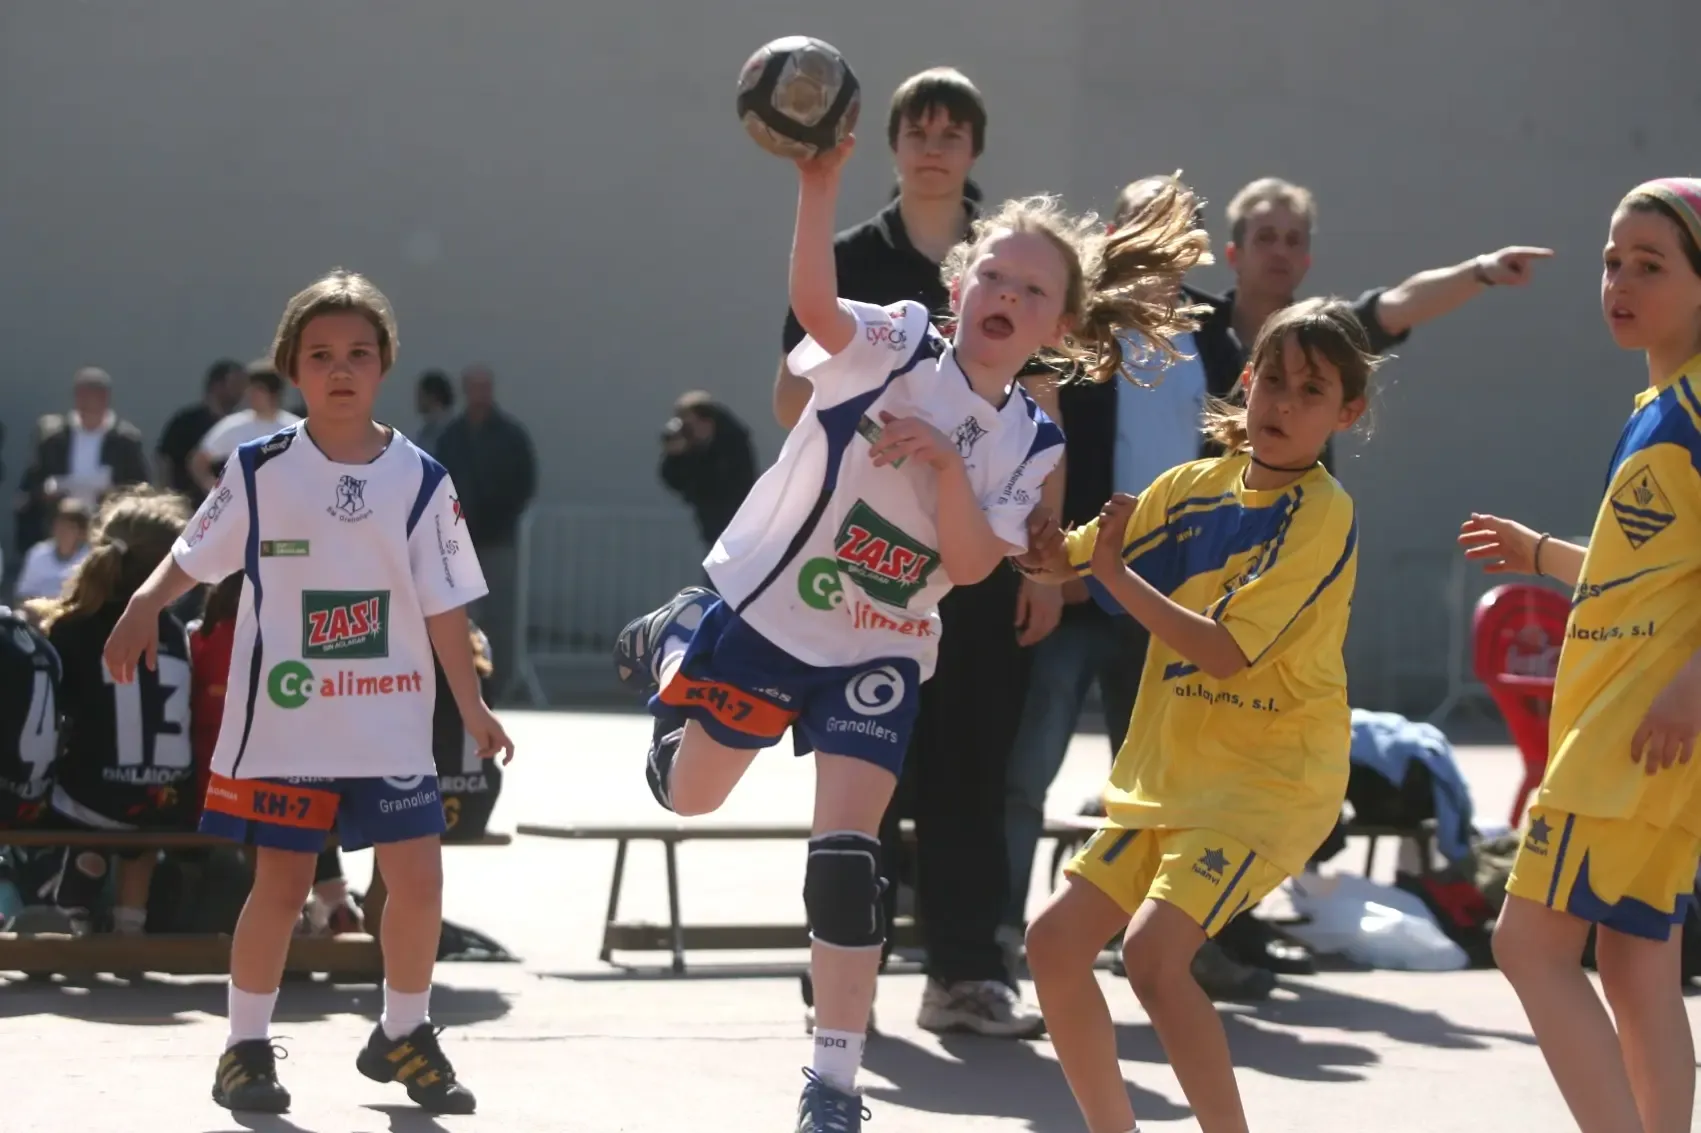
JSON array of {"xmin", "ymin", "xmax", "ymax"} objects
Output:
[
  {"xmin": 105, "ymin": 270, "xmax": 512, "ymax": 1117},
  {"xmin": 613, "ymin": 136, "xmax": 1210, "ymax": 1131}
]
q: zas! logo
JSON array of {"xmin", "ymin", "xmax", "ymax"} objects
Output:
[
  {"xmin": 1610, "ymin": 464, "xmax": 1675, "ymax": 549},
  {"xmin": 831, "ymin": 501, "xmax": 940, "ymax": 607},
  {"xmin": 301, "ymin": 590, "xmax": 390, "ymax": 659}
]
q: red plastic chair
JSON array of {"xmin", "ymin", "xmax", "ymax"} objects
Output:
[{"xmin": 1473, "ymin": 583, "xmax": 1569, "ymax": 826}]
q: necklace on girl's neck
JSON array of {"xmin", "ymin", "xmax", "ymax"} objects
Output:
[{"xmin": 1249, "ymin": 454, "xmax": 1317, "ymax": 474}]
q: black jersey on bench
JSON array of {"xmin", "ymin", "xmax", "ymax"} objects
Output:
[
  {"xmin": 0, "ymin": 607, "xmax": 63, "ymax": 825},
  {"xmin": 48, "ymin": 602, "xmax": 195, "ymax": 828}
]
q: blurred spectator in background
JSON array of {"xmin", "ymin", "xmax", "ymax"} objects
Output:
[
  {"xmin": 15, "ymin": 367, "xmax": 148, "ymax": 553},
  {"xmin": 414, "ymin": 369, "xmax": 455, "ymax": 455},
  {"xmin": 435, "ymin": 365, "xmax": 537, "ymax": 699},
  {"xmin": 1192, "ymin": 178, "xmax": 1553, "ymax": 466},
  {"xmin": 188, "ymin": 362, "xmax": 300, "ymax": 494},
  {"xmin": 154, "ymin": 359, "xmax": 246, "ymax": 502},
  {"xmin": 1002, "ymin": 177, "xmax": 1191, "ymax": 944},
  {"xmin": 13, "ymin": 498, "xmax": 91, "ymax": 603},
  {"xmin": 659, "ymin": 391, "xmax": 757, "ymax": 548}
]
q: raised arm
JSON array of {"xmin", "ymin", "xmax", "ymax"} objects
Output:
[
  {"xmin": 789, "ymin": 142, "xmax": 858, "ymax": 357},
  {"xmin": 1373, "ymin": 246, "xmax": 1554, "ymax": 339}
]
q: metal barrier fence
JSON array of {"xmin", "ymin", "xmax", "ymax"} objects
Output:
[
  {"xmin": 506, "ymin": 503, "xmax": 1582, "ymax": 718},
  {"xmin": 1375, "ymin": 540, "xmax": 1581, "ymax": 723},
  {"xmin": 507, "ymin": 505, "xmax": 704, "ymax": 706}
]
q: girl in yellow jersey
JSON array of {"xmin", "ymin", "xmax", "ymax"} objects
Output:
[
  {"xmin": 1015, "ymin": 298, "xmax": 1378, "ymax": 1133},
  {"xmin": 1460, "ymin": 178, "xmax": 1701, "ymax": 1133}
]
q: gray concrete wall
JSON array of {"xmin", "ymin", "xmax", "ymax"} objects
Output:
[{"xmin": 4, "ymin": 1, "xmax": 1698, "ymax": 709}]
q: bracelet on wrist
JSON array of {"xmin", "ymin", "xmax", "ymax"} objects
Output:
[
  {"xmin": 1473, "ymin": 258, "xmax": 1497, "ymax": 287},
  {"xmin": 1534, "ymin": 532, "xmax": 1551, "ymax": 577}
]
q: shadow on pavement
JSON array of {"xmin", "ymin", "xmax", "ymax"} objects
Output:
[
  {"xmin": 863, "ymin": 1029, "xmax": 1190, "ymax": 1128},
  {"xmin": 0, "ymin": 975, "xmax": 511, "ymax": 1028},
  {"xmin": 863, "ymin": 974, "xmax": 1539, "ymax": 1124},
  {"xmin": 1245, "ymin": 980, "xmax": 1536, "ymax": 1055}
]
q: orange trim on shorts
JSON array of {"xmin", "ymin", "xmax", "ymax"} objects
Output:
[
  {"xmin": 658, "ymin": 672, "xmax": 797, "ymax": 738},
  {"xmin": 202, "ymin": 774, "xmax": 340, "ymax": 830}
]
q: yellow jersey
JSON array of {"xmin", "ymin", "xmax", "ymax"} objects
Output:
[
  {"xmin": 1542, "ymin": 355, "xmax": 1701, "ymax": 834},
  {"xmin": 1064, "ymin": 455, "xmax": 1358, "ymax": 875}
]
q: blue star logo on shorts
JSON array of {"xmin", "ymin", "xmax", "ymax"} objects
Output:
[
  {"xmin": 1526, "ymin": 816, "xmax": 1551, "ymax": 847},
  {"xmin": 1197, "ymin": 848, "xmax": 1231, "ymax": 876}
]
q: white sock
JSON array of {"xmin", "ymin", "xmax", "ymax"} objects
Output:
[
  {"xmin": 811, "ymin": 1028, "xmax": 865, "ymax": 1093},
  {"xmin": 226, "ymin": 985, "xmax": 279, "ymax": 1049},
  {"xmin": 657, "ymin": 635, "xmax": 689, "ymax": 687},
  {"xmin": 111, "ymin": 905, "xmax": 146, "ymax": 935},
  {"xmin": 381, "ymin": 983, "xmax": 431, "ymax": 1040}
]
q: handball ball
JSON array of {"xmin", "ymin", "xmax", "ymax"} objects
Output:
[{"xmin": 736, "ymin": 36, "xmax": 860, "ymax": 159}]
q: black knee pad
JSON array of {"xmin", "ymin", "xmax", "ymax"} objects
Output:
[{"xmin": 803, "ymin": 832, "xmax": 887, "ymax": 949}]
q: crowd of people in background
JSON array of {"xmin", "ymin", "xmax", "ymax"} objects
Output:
[{"xmin": 3, "ymin": 361, "xmax": 538, "ymax": 700}]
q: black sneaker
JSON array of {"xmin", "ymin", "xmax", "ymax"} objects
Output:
[
  {"xmin": 612, "ymin": 587, "xmax": 717, "ymax": 694},
  {"xmin": 356, "ymin": 1023, "xmax": 476, "ymax": 1114},
  {"xmin": 212, "ymin": 1040, "xmax": 291, "ymax": 1113},
  {"xmin": 645, "ymin": 715, "xmax": 685, "ymax": 812}
]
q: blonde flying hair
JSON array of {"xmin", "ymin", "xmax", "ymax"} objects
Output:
[
  {"xmin": 27, "ymin": 486, "xmax": 191, "ymax": 632},
  {"xmin": 271, "ymin": 268, "xmax": 400, "ymax": 379},
  {"xmin": 942, "ymin": 177, "xmax": 1213, "ymax": 384},
  {"xmin": 1202, "ymin": 297, "xmax": 1382, "ymax": 452}
]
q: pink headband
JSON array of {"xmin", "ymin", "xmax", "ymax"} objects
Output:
[{"xmin": 1624, "ymin": 178, "xmax": 1701, "ymax": 251}]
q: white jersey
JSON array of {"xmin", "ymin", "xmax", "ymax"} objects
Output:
[
  {"xmin": 200, "ymin": 409, "xmax": 304, "ymax": 460},
  {"xmin": 172, "ymin": 423, "xmax": 487, "ymax": 779},
  {"xmin": 707, "ymin": 299, "xmax": 1062, "ymax": 678}
]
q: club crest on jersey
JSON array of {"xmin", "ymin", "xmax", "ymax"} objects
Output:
[
  {"xmin": 301, "ymin": 590, "xmax": 390, "ymax": 659},
  {"xmin": 833, "ymin": 501, "xmax": 940, "ymax": 607},
  {"xmin": 1610, "ymin": 464, "xmax": 1675, "ymax": 549},
  {"xmin": 952, "ymin": 416, "xmax": 988, "ymax": 458},
  {"xmin": 331, "ymin": 474, "xmax": 370, "ymax": 523}
]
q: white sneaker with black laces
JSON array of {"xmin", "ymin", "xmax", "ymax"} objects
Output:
[{"xmin": 915, "ymin": 978, "xmax": 1046, "ymax": 1038}]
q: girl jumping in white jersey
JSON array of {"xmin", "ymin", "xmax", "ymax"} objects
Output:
[{"xmin": 613, "ymin": 135, "xmax": 1210, "ymax": 1132}]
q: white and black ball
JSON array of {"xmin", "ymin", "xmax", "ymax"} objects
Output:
[{"xmin": 736, "ymin": 36, "xmax": 860, "ymax": 159}]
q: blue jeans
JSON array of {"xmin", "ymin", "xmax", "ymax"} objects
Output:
[{"xmin": 1003, "ymin": 610, "xmax": 1144, "ymax": 928}]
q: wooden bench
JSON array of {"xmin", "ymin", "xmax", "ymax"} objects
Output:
[
  {"xmin": 520, "ymin": 816, "xmax": 1434, "ymax": 973},
  {"xmin": 0, "ymin": 828, "xmax": 511, "ymax": 977}
]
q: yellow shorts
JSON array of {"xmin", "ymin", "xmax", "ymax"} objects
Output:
[
  {"xmin": 1505, "ymin": 805, "xmax": 1701, "ymax": 941},
  {"xmin": 1064, "ymin": 825, "xmax": 1288, "ymax": 936}
]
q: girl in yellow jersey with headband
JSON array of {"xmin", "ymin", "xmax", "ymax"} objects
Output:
[
  {"xmin": 1461, "ymin": 177, "xmax": 1701, "ymax": 1133},
  {"xmin": 1016, "ymin": 297, "xmax": 1378, "ymax": 1133}
]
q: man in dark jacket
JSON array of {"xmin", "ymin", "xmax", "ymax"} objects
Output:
[
  {"xmin": 14, "ymin": 367, "xmax": 148, "ymax": 550},
  {"xmin": 434, "ymin": 366, "xmax": 537, "ymax": 700},
  {"xmin": 658, "ymin": 392, "xmax": 756, "ymax": 548}
]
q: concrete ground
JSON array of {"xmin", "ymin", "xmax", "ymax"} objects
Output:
[{"xmin": 4, "ymin": 708, "xmax": 1698, "ymax": 1132}]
